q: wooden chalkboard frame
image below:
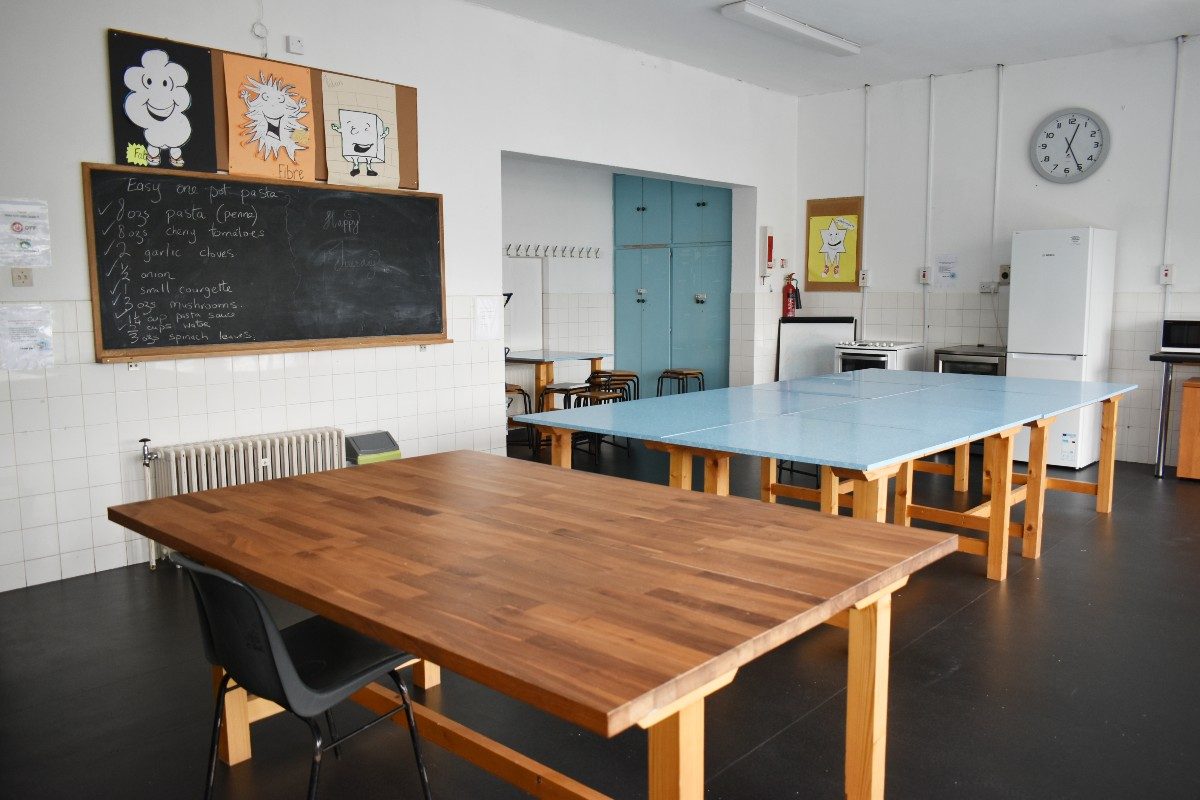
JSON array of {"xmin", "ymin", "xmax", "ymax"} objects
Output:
[{"xmin": 83, "ymin": 162, "xmax": 449, "ymax": 363}]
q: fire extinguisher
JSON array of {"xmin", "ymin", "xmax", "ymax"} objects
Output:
[{"xmin": 782, "ymin": 273, "xmax": 800, "ymax": 317}]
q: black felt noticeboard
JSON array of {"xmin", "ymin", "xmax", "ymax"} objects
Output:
[{"xmin": 83, "ymin": 163, "xmax": 447, "ymax": 362}]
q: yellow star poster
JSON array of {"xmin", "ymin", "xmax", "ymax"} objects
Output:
[{"xmin": 804, "ymin": 196, "xmax": 863, "ymax": 292}]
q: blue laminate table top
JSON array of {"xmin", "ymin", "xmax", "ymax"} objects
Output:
[
  {"xmin": 505, "ymin": 349, "xmax": 609, "ymax": 364},
  {"xmin": 516, "ymin": 370, "xmax": 1137, "ymax": 472}
]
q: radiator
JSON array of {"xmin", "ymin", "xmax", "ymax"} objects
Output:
[{"xmin": 142, "ymin": 426, "xmax": 345, "ymax": 566}]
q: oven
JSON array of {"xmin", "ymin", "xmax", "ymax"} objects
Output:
[
  {"xmin": 935, "ymin": 346, "xmax": 1007, "ymax": 376},
  {"xmin": 837, "ymin": 350, "xmax": 891, "ymax": 372},
  {"xmin": 835, "ymin": 341, "xmax": 925, "ymax": 372}
]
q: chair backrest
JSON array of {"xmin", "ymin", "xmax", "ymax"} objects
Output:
[{"xmin": 172, "ymin": 553, "xmax": 304, "ymax": 712}]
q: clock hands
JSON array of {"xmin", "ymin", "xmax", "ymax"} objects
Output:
[{"xmin": 1065, "ymin": 124, "xmax": 1083, "ymax": 172}]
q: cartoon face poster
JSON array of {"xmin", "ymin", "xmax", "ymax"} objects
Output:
[
  {"xmin": 108, "ymin": 30, "xmax": 218, "ymax": 172},
  {"xmin": 321, "ymin": 72, "xmax": 400, "ymax": 188},
  {"xmin": 222, "ymin": 53, "xmax": 315, "ymax": 182},
  {"xmin": 804, "ymin": 197, "xmax": 864, "ymax": 291}
]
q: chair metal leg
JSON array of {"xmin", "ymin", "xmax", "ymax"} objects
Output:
[
  {"xmin": 389, "ymin": 671, "xmax": 433, "ymax": 800},
  {"xmin": 324, "ymin": 709, "xmax": 341, "ymax": 759},
  {"xmin": 305, "ymin": 718, "xmax": 325, "ymax": 800},
  {"xmin": 205, "ymin": 674, "xmax": 232, "ymax": 800}
]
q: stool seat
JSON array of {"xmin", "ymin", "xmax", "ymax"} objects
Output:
[
  {"xmin": 656, "ymin": 368, "xmax": 705, "ymax": 396},
  {"xmin": 574, "ymin": 389, "xmax": 623, "ymax": 405}
]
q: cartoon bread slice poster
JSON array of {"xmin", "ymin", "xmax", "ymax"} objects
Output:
[
  {"xmin": 320, "ymin": 72, "xmax": 401, "ymax": 189},
  {"xmin": 108, "ymin": 30, "xmax": 218, "ymax": 172},
  {"xmin": 222, "ymin": 53, "xmax": 316, "ymax": 182}
]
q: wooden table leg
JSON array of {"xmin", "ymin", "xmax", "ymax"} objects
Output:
[
  {"xmin": 1022, "ymin": 420, "xmax": 1050, "ymax": 560},
  {"xmin": 760, "ymin": 457, "xmax": 777, "ymax": 503},
  {"xmin": 1097, "ymin": 396, "xmax": 1120, "ymax": 513},
  {"xmin": 647, "ymin": 697, "xmax": 704, "ymax": 800},
  {"xmin": 851, "ymin": 476, "xmax": 888, "ymax": 522},
  {"xmin": 668, "ymin": 449, "xmax": 693, "ymax": 491},
  {"xmin": 893, "ymin": 460, "xmax": 913, "ymax": 527},
  {"xmin": 214, "ymin": 666, "xmax": 252, "ymax": 765},
  {"xmin": 549, "ymin": 428, "xmax": 573, "ymax": 469},
  {"xmin": 986, "ymin": 431, "xmax": 1016, "ymax": 581},
  {"xmin": 414, "ymin": 660, "xmax": 441, "ymax": 690},
  {"xmin": 820, "ymin": 465, "xmax": 839, "ymax": 515},
  {"xmin": 981, "ymin": 437, "xmax": 995, "ymax": 497},
  {"xmin": 703, "ymin": 455, "xmax": 730, "ymax": 496},
  {"xmin": 953, "ymin": 443, "xmax": 970, "ymax": 493},
  {"xmin": 534, "ymin": 362, "xmax": 554, "ymax": 400},
  {"xmin": 845, "ymin": 580, "xmax": 905, "ymax": 800}
]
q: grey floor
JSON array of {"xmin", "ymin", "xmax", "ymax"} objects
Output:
[{"xmin": 1, "ymin": 444, "xmax": 1198, "ymax": 799}]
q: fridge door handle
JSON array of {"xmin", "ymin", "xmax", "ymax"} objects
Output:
[{"xmin": 1008, "ymin": 352, "xmax": 1081, "ymax": 361}]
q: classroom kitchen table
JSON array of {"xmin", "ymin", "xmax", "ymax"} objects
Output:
[
  {"xmin": 109, "ymin": 451, "xmax": 956, "ymax": 800},
  {"xmin": 505, "ymin": 349, "xmax": 609, "ymax": 407},
  {"xmin": 1149, "ymin": 351, "xmax": 1200, "ymax": 478},
  {"xmin": 519, "ymin": 370, "xmax": 1134, "ymax": 581}
]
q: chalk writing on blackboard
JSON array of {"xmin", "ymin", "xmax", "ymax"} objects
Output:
[{"xmin": 84, "ymin": 164, "xmax": 446, "ymax": 360}]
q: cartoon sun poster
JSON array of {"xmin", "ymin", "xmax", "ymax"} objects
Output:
[
  {"xmin": 804, "ymin": 196, "xmax": 864, "ymax": 292},
  {"xmin": 222, "ymin": 53, "xmax": 316, "ymax": 182},
  {"xmin": 321, "ymin": 72, "xmax": 400, "ymax": 189},
  {"xmin": 108, "ymin": 30, "xmax": 218, "ymax": 172}
]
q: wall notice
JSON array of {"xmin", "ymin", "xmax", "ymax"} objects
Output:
[
  {"xmin": 0, "ymin": 199, "xmax": 52, "ymax": 268},
  {"xmin": 0, "ymin": 304, "xmax": 53, "ymax": 370},
  {"xmin": 934, "ymin": 253, "xmax": 958, "ymax": 288}
]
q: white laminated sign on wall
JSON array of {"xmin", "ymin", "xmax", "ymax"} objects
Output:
[
  {"xmin": 0, "ymin": 199, "xmax": 52, "ymax": 268},
  {"xmin": 0, "ymin": 304, "xmax": 53, "ymax": 370}
]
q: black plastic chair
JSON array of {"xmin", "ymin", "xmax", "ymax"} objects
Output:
[{"xmin": 171, "ymin": 553, "xmax": 432, "ymax": 800}]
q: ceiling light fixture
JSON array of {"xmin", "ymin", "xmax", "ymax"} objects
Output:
[{"xmin": 720, "ymin": 1, "xmax": 861, "ymax": 57}]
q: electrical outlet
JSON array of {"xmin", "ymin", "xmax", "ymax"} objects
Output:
[
  {"xmin": 11, "ymin": 267, "xmax": 33, "ymax": 287},
  {"xmin": 979, "ymin": 281, "xmax": 999, "ymax": 294},
  {"xmin": 1159, "ymin": 264, "xmax": 1174, "ymax": 286},
  {"xmin": 998, "ymin": 264, "xmax": 1011, "ymax": 284},
  {"xmin": 127, "ymin": 362, "xmax": 141, "ymax": 371},
  {"xmin": 285, "ymin": 35, "xmax": 305, "ymax": 55},
  {"xmin": 858, "ymin": 269, "xmax": 871, "ymax": 288}
]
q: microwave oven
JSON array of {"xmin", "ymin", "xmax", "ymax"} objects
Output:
[{"xmin": 1161, "ymin": 320, "xmax": 1200, "ymax": 353}]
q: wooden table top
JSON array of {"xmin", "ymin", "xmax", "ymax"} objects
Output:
[{"xmin": 109, "ymin": 451, "xmax": 956, "ymax": 737}]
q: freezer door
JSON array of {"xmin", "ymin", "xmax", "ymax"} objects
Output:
[
  {"xmin": 1007, "ymin": 352, "xmax": 1100, "ymax": 468},
  {"xmin": 1008, "ymin": 229, "xmax": 1092, "ymax": 356}
]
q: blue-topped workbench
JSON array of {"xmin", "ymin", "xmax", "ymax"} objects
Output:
[{"xmin": 518, "ymin": 370, "xmax": 1135, "ymax": 581}]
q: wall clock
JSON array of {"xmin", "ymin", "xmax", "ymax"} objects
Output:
[{"xmin": 1029, "ymin": 108, "xmax": 1109, "ymax": 183}]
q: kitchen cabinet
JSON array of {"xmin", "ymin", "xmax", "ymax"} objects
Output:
[
  {"xmin": 614, "ymin": 247, "xmax": 672, "ymax": 381},
  {"xmin": 613, "ymin": 175, "xmax": 672, "ymax": 247},
  {"xmin": 671, "ymin": 183, "xmax": 732, "ymax": 244},
  {"xmin": 670, "ymin": 245, "xmax": 731, "ymax": 389}
]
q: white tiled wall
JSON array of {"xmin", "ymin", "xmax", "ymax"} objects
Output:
[
  {"xmin": 0, "ymin": 295, "xmax": 508, "ymax": 593},
  {"xmin": 503, "ymin": 293, "xmax": 614, "ymax": 412},
  {"xmin": 1109, "ymin": 291, "xmax": 1200, "ymax": 466}
]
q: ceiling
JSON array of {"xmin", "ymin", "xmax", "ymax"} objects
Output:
[{"xmin": 464, "ymin": 0, "xmax": 1199, "ymax": 96}]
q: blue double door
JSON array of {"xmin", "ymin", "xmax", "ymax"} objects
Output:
[{"xmin": 613, "ymin": 175, "xmax": 731, "ymax": 391}]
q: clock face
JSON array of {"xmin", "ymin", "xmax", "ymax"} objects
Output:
[{"xmin": 1029, "ymin": 108, "xmax": 1109, "ymax": 184}]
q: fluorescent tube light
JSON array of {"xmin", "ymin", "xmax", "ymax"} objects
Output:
[{"xmin": 720, "ymin": 1, "xmax": 861, "ymax": 56}]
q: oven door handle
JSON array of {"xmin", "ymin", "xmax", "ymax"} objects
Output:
[{"xmin": 938, "ymin": 354, "xmax": 1002, "ymax": 364}]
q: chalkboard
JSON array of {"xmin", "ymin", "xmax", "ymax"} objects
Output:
[{"xmin": 83, "ymin": 163, "xmax": 446, "ymax": 362}]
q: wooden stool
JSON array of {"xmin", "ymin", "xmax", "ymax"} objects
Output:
[
  {"xmin": 538, "ymin": 382, "xmax": 588, "ymax": 412},
  {"xmin": 1179, "ymin": 378, "xmax": 1200, "ymax": 479},
  {"xmin": 504, "ymin": 383, "xmax": 537, "ymax": 454},
  {"xmin": 572, "ymin": 388, "xmax": 628, "ymax": 458},
  {"xmin": 591, "ymin": 370, "xmax": 640, "ymax": 399},
  {"xmin": 656, "ymin": 368, "xmax": 704, "ymax": 396}
]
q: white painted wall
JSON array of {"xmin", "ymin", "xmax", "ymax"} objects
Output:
[
  {"xmin": 797, "ymin": 39, "xmax": 1200, "ymax": 293},
  {"xmin": 501, "ymin": 155, "xmax": 614, "ymax": 295},
  {"xmin": 796, "ymin": 38, "xmax": 1200, "ymax": 463},
  {"xmin": 0, "ymin": 0, "xmax": 799, "ymax": 591}
]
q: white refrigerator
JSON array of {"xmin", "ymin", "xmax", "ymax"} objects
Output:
[{"xmin": 1006, "ymin": 227, "xmax": 1116, "ymax": 468}]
